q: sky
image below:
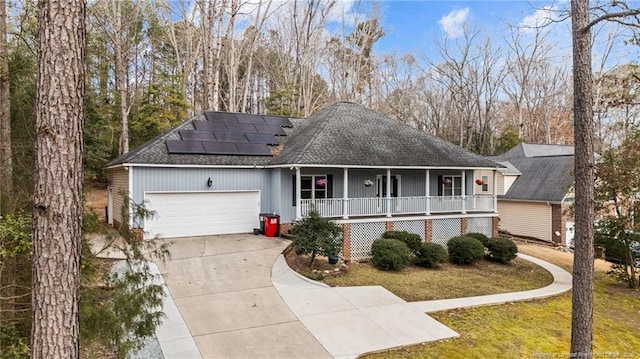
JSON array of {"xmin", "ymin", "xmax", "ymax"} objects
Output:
[
  {"xmin": 374, "ymin": 1, "xmax": 572, "ymax": 53},
  {"xmin": 351, "ymin": 0, "xmax": 637, "ymax": 69}
]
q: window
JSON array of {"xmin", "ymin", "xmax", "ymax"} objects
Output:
[
  {"xmin": 482, "ymin": 175, "xmax": 489, "ymax": 192},
  {"xmin": 293, "ymin": 174, "xmax": 332, "ymax": 205},
  {"xmin": 442, "ymin": 175, "xmax": 462, "ymax": 196}
]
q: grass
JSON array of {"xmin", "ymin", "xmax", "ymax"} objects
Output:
[
  {"xmin": 363, "ymin": 273, "xmax": 640, "ymax": 359},
  {"xmin": 285, "ymin": 245, "xmax": 554, "ymax": 302},
  {"xmin": 322, "ymin": 259, "xmax": 553, "ymax": 301},
  {"xmin": 359, "ymin": 245, "xmax": 640, "ymax": 359}
]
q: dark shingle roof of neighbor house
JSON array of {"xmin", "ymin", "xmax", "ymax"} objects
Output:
[
  {"xmin": 107, "ymin": 101, "xmax": 500, "ymax": 168},
  {"xmin": 488, "ymin": 143, "xmax": 574, "ymax": 203}
]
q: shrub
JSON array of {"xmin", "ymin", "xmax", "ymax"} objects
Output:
[
  {"xmin": 414, "ymin": 242, "xmax": 448, "ymax": 268},
  {"xmin": 465, "ymin": 232, "xmax": 490, "ymax": 248},
  {"xmin": 447, "ymin": 236, "xmax": 485, "ymax": 265},
  {"xmin": 486, "ymin": 237, "xmax": 518, "ymax": 263},
  {"xmin": 382, "ymin": 230, "xmax": 423, "ymax": 254},
  {"xmin": 291, "ymin": 209, "xmax": 343, "ymax": 265},
  {"xmin": 371, "ymin": 238, "xmax": 411, "ymax": 271}
]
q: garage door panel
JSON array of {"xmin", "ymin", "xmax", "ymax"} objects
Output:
[{"xmin": 144, "ymin": 191, "xmax": 260, "ymax": 239}]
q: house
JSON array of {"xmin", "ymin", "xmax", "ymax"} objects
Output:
[
  {"xmin": 105, "ymin": 102, "xmax": 502, "ymax": 260},
  {"xmin": 489, "ymin": 143, "xmax": 575, "ymax": 246}
]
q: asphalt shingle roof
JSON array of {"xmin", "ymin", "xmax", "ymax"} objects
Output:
[
  {"xmin": 107, "ymin": 102, "xmax": 500, "ymax": 169},
  {"xmin": 271, "ymin": 102, "xmax": 498, "ymax": 168},
  {"xmin": 489, "ymin": 143, "xmax": 574, "ymax": 203}
]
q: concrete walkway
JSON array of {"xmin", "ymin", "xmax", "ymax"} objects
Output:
[
  {"xmin": 150, "ymin": 235, "xmax": 572, "ymax": 359},
  {"xmin": 272, "ymin": 252, "xmax": 572, "ymax": 359}
]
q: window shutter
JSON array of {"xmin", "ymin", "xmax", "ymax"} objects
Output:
[
  {"xmin": 437, "ymin": 176, "xmax": 443, "ymax": 196},
  {"xmin": 292, "ymin": 175, "xmax": 296, "ymax": 206},
  {"xmin": 327, "ymin": 174, "xmax": 333, "ymax": 198}
]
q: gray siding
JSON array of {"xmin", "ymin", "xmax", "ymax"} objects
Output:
[{"xmin": 133, "ymin": 167, "xmax": 273, "ymax": 225}]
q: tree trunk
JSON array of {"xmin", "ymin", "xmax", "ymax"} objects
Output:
[
  {"xmin": 0, "ymin": 0, "xmax": 12, "ymax": 213},
  {"xmin": 32, "ymin": 0, "xmax": 85, "ymax": 357},
  {"xmin": 114, "ymin": 0, "xmax": 129, "ymax": 155},
  {"xmin": 570, "ymin": 1, "xmax": 594, "ymax": 357}
]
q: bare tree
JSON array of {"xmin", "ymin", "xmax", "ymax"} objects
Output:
[
  {"xmin": 32, "ymin": 0, "xmax": 85, "ymax": 357},
  {"xmin": 570, "ymin": 1, "xmax": 640, "ymax": 357},
  {"xmin": 90, "ymin": 0, "xmax": 143, "ymax": 155},
  {"xmin": 0, "ymin": 0, "xmax": 11, "ymax": 213}
]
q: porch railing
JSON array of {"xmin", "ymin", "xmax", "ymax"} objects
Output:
[{"xmin": 300, "ymin": 195, "xmax": 496, "ymax": 218}]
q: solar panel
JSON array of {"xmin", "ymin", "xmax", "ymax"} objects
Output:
[
  {"xmin": 179, "ymin": 130, "xmax": 215, "ymax": 141},
  {"xmin": 202, "ymin": 142, "xmax": 239, "ymax": 155},
  {"xmin": 264, "ymin": 116, "xmax": 293, "ymax": 127},
  {"xmin": 193, "ymin": 121, "xmax": 227, "ymax": 131},
  {"xmin": 166, "ymin": 140, "xmax": 206, "ymax": 154},
  {"xmin": 225, "ymin": 122, "xmax": 257, "ymax": 133},
  {"xmin": 245, "ymin": 133, "xmax": 280, "ymax": 145},
  {"xmin": 236, "ymin": 143, "xmax": 272, "ymax": 155},
  {"xmin": 213, "ymin": 132, "xmax": 248, "ymax": 142},
  {"xmin": 204, "ymin": 112, "xmax": 238, "ymax": 123},
  {"xmin": 254, "ymin": 124, "xmax": 287, "ymax": 136},
  {"xmin": 235, "ymin": 113, "xmax": 267, "ymax": 125}
]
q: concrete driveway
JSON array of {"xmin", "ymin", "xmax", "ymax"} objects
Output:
[{"xmin": 154, "ymin": 234, "xmax": 332, "ymax": 359}]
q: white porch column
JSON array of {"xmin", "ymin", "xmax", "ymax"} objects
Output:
[
  {"xmin": 425, "ymin": 169, "xmax": 431, "ymax": 215},
  {"xmin": 386, "ymin": 168, "xmax": 392, "ymax": 217},
  {"xmin": 342, "ymin": 168, "xmax": 349, "ymax": 219},
  {"xmin": 461, "ymin": 170, "xmax": 467, "ymax": 214},
  {"xmin": 295, "ymin": 167, "xmax": 302, "ymax": 220},
  {"xmin": 493, "ymin": 169, "xmax": 498, "ymax": 213}
]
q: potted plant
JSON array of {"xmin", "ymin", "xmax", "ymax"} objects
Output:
[
  {"xmin": 442, "ymin": 178, "xmax": 452, "ymax": 185},
  {"xmin": 475, "ymin": 179, "xmax": 486, "ymax": 185},
  {"xmin": 363, "ymin": 179, "xmax": 373, "ymax": 187},
  {"xmin": 316, "ymin": 178, "xmax": 328, "ymax": 187}
]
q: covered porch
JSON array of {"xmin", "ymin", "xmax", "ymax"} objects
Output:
[{"xmin": 292, "ymin": 166, "xmax": 498, "ymax": 220}]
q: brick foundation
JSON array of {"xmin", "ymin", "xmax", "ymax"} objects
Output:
[
  {"xmin": 492, "ymin": 217, "xmax": 499, "ymax": 238},
  {"xmin": 425, "ymin": 219, "xmax": 433, "ymax": 242},
  {"xmin": 279, "ymin": 222, "xmax": 294, "ymax": 235},
  {"xmin": 461, "ymin": 218, "xmax": 468, "ymax": 234},
  {"xmin": 385, "ymin": 221, "xmax": 394, "ymax": 232},
  {"xmin": 342, "ymin": 223, "xmax": 351, "ymax": 262}
]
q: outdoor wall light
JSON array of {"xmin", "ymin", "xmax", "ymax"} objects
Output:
[{"xmin": 207, "ymin": 177, "xmax": 213, "ymax": 187}]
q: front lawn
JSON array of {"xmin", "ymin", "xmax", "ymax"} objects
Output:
[
  {"xmin": 322, "ymin": 258, "xmax": 552, "ymax": 301},
  {"xmin": 361, "ymin": 244, "xmax": 640, "ymax": 358},
  {"xmin": 363, "ymin": 273, "xmax": 640, "ymax": 358}
]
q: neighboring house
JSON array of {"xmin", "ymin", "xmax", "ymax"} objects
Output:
[
  {"xmin": 105, "ymin": 102, "xmax": 502, "ymax": 260},
  {"xmin": 489, "ymin": 143, "xmax": 575, "ymax": 246}
]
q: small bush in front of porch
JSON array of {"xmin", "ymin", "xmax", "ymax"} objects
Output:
[
  {"xmin": 486, "ymin": 237, "xmax": 518, "ymax": 263},
  {"xmin": 414, "ymin": 243, "xmax": 448, "ymax": 268},
  {"xmin": 382, "ymin": 231, "xmax": 423, "ymax": 254},
  {"xmin": 447, "ymin": 236, "xmax": 485, "ymax": 265},
  {"xmin": 291, "ymin": 209, "xmax": 343, "ymax": 266},
  {"xmin": 371, "ymin": 238, "xmax": 411, "ymax": 271},
  {"xmin": 465, "ymin": 232, "xmax": 490, "ymax": 248}
]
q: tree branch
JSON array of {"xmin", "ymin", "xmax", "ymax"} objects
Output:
[{"xmin": 583, "ymin": 8, "xmax": 640, "ymax": 32}]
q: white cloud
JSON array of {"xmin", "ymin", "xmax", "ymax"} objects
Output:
[
  {"xmin": 519, "ymin": 6, "xmax": 558, "ymax": 32},
  {"xmin": 438, "ymin": 8, "xmax": 470, "ymax": 38}
]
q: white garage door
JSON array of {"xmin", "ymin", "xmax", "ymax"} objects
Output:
[{"xmin": 144, "ymin": 191, "xmax": 260, "ymax": 239}]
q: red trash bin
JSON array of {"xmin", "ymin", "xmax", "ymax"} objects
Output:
[{"xmin": 263, "ymin": 214, "xmax": 280, "ymax": 237}]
